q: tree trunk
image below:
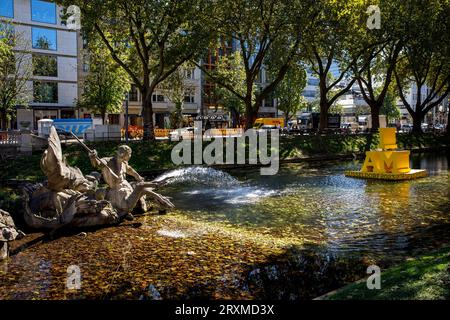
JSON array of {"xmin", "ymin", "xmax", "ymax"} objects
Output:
[
  {"xmin": 230, "ymin": 108, "xmax": 239, "ymax": 128},
  {"xmin": 412, "ymin": 113, "xmax": 422, "ymax": 134},
  {"xmin": 244, "ymin": 99, "xmax": 257, "ymax": 130},
  {"xmin": 101, "ymin": 111, "xmax": 106, "ymax": 125},
  {"xmin": 0, "ymin": 109, "xmax": 7, "ymax": 131},
  {"xmin": 370, "ymin": 103, "xmax": 380, "ymax": 132},
  {"xmin": 319, "ymin": 101, "xmax": 329, "ymax": 132},
  {"xmin": 142, "ymin": 96, "xmax": 155, "ymax": 141},
  {"xmin": 447, "ymin": 108, "xmax": 450, "ymax": 136}
]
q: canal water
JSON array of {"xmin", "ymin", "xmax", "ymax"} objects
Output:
[{"xmin": 159, "ymin": 153, "xmax": 450, "ymax": 258}]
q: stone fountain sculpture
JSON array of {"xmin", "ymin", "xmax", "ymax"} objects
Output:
[
  {"xmin": 21, "ymin": 126, "xmax": 174, "ymax": 231},
  {"xmin": 0, "ymin": 209, "xmax": 24, "ymax": 261}
]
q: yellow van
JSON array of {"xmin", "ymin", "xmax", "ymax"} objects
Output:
[{"xmin": 253, "ymin": 118, "xmax": 285, "ymax": 129}]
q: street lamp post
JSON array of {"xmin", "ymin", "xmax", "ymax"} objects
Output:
[{"xmin": 125, "ymin": 92, "xmax": 129, "ymax": 144}]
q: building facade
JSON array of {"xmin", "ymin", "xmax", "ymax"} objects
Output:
[{"xmin": 0, "ymin": 0, "xmax": 80, "ymax": 130}]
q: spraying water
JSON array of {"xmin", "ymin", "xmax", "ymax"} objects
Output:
[
  {"xmin": 153, "ymin": 166, "xmax": 240, "ymax": 188},
  {"xmin": 154, "ymin": 166, "xmax": 277, "ymax": 207}
]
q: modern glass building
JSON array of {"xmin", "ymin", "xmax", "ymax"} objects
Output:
[{"xmin": 0, "ymin": 0, "xmax": 79, "ymax": 130}]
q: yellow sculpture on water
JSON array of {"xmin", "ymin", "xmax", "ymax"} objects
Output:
[{"xmin": 345, "ymin": 128, "xmax": 427, "ymax": 180}]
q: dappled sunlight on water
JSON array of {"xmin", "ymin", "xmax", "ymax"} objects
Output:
[{"xmin": 159, "ymin": 153, "xmax": 450, "ymax": 257}]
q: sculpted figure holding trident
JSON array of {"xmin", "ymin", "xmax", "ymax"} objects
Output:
[{"xmin": 89, "ymin": 145, "xmax": 174, "ymax": 219}]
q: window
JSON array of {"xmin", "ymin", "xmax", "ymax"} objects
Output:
[
  {"xmin": 185, "ymin": 69, "xmax": 195, "ymax": 79},
  {"xmin": 0, "ymin": 23, "xmax": 14, "ymax": 43},
  {"xmin": 31, "ymin": 0, "xmax": 56, "ymax": 24},
  {"xmin": 81, "ymin": 31, "xmax": 89, "ymax": 49},
  {"xmin": 184, "ymin": 95, "xmax": 195, "ymax": 103},
  {"xmin": 0, "ymin": 0, "xmax": 13, "ymax": 18},
  {"xmin": 33, "ymin": 81, "xmax": 58, "ymax": 103},
  {"xmin": 33, "ymin": 54, "xmax": 57, "ymax": 76},
  {"xmin": 108, "ymin": 114, "xmax": 120, "ymax": 125},
  {"xmin": 61, "ymin": 110, "xmax": 74, "ymax": 119},
  {"xmin": 303, "ymin": 90, "xmax": 316, "ymax": 98},
  {"xmin": 264, "ymin": 98, "xmax": 274, "ymax": 108},
  {"xmin": 308, "ymin": 78, "xmax": 320, "ymax": 86},
  {"xmin": 129, "ymin": 85, "xmax": 138, "ymax": 101},
  {"xmin": 152, "ymin": 94, "xmax": 164, "ymax": 102},
  {"xmin": 32, "ymin": 27, "xmax": 57, "ymax": 50}
]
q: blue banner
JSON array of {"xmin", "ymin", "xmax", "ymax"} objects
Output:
[{"xmin": 52, "ymin": 119, "xmax": 93, "ymax": 135}]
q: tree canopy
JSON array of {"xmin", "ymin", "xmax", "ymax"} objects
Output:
[
  {"xmin": 77, "ymin": 39, "xmax": 130, "ymax": 125},
  {"xmin": 0, "ymin": 24, "xmax": 32, "ymax": 130},
  {"xmin": 58, "ymin": 0, "xmax": 211, "ymax": 140}
]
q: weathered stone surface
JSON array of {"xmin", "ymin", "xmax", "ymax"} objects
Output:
[
  {"xmin": 0, "ymin": 209, "xmax": 24, "ymax": 261},
  {"xmin": 0, "ymin": 209, "xmax": 19, "ymax": 242},
  {"xmin": 22, "ymin": 126, "xmax": 173, "ymax": 231},
  {"xmin": 89, "ymin": 144, "xmax": 174, "ymax": 216}
]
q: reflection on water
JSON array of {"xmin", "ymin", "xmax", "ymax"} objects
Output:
[{"xmin": 159, "ymin": 153, "xmax": 450, "ymax": 257}]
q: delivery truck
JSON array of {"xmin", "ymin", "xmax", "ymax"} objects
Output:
[{"xmin": 253, "ymin": 118, "xmax": 285, "ymax": 129}]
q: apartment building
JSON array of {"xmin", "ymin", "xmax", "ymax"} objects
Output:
[{"xmin": 0, "ymin": 0, "xmax": 79, "ymax": 130}]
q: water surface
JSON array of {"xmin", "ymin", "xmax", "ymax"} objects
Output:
[{"xmin": 159, "ymin": 153, "xmax": 450, "ymax": 257}]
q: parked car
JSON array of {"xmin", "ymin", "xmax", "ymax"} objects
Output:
[
  {"xmin": 429, "ymin": 123, "xmax": 445, "ymax": 132},
  {"xmin": 400, "ymin": 123, "xmax": 413, "ymax": 133}
]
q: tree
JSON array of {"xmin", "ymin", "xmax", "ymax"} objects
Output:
[
  {"xmin": 354, "ymin": 105, "xmax": 370, "ymax": 122},
  {"xmin": 0, "ymin": 24, "xmax": 32, "ymax": 130},
  {"xmin": 301, "ymin": 0, "xmax": 373, "ymax": 131},
  {"xmin": 197, "ymin": 0, "xmax": 318, "ymax": 129},
  {"xmin": 351, "ymin": 0, "xmax": 405, "ymax": 132},
  {"xmin": 272, "ymin": 62, "xmax": 307, "ymax": 125},
  {"xmin": 329, "ymin": 103, "xmax": 344, "ymax": 115},
  {"xmin": 160, "ymin": 63, "xmax": 196, "ymax": 129},
  {"xmin": 58, "ymin": 0, "xmax": 210, "ymax": 140},
  {"xmin": 379, "ymin": 87, "xmax": 400, "ymax": 125},
  {"xmin": 213, "ymin": 52, "xmax": 248, "ymax": 128},
  {"xmin": 77, "ymin": 40, "xmax": 130, "ymax": 125},
  {"xmin": 394, "ymin": 0, "xmax": 450, "ymax": 133}
]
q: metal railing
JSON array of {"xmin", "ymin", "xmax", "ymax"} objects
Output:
[{"xmin": 0, "ymin": 131, "xmax": 21, "ymax": 145}]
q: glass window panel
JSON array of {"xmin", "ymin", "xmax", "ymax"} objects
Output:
[
  {"xmin": 31, "ymin": 0, "xmax": 56, "ymax": 24},
  {"xmin": 33, "ymin": 81, "xmax": 58, "ymax": 103},
  {"xmin": 129, "ymin": 85, "xmax": 138, "ymax": 101},
  {"xmin": 0, "ymin": 0, "xmax": 13, "ymax": 18},
  {"xmin": 33, "ymin": 54, "xmax": 57, "ymax": 77},
  {"xmin": 32, "ymin": 27, "xmax": 57, "ymax": 50}
]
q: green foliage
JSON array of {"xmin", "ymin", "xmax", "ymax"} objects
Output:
[
  {"xmin": 200, "ymin": 0, "xmax": 317, "ymax": 128},
  {"xmin": 326, "ymin": 247, "xmax": 450, "ymax": 300},
  {"xmin": 272, "ymin": 63, "xmax": 307, "ymax": 122},
  {"xmin": 0, "ymin": 23, "xmax": 32, "ymax": 129},
  {"xmin": 299, "ymin": 0, "xmax": 369, "ymax": 129},
  {"xmin": 160, "ymin": 63, "xmax": 196, "ymax": 128},
  {"xmin": 77, "ymin": 39, "xmax": 130, "ymax": 124},
  {"xmin": 213, "ymin": 52, "xmax": 249, "ymax": 126},
  {"xmin": 57, "ymin": 0, "xmax": 211, "ymax": 139},
  {"xmin": 379, "ymin": 88, "xmax": 400, "ymax": 123},
  {"xmin": 393, "ymin": 0, "xmax": 450, "ymax": 132}
]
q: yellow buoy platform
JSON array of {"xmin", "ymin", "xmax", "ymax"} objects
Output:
[
  {"xmin": 345, "ymin": 128, "xmax": 427, "ymax": 181},
  {"xmin": 344, "ymin": 169, "xmax": 427, "ymax": 180}
]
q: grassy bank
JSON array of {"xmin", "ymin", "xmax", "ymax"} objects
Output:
[
  {"xmin": 323, "ymin": 246, "xmax": 450, "ymax": 300},
  {"xmin": 0, "ymin": 132, "xmax": 448, "ymax": 183}
]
